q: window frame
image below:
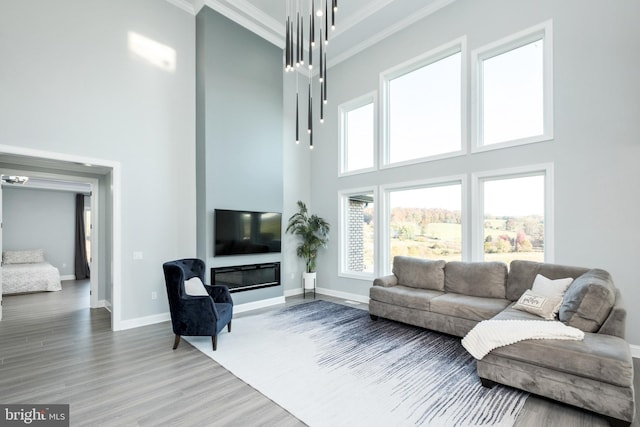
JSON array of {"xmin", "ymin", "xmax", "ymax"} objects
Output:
[
  {"xmin": 338, "ymin": 92, "xmax": 378, "ymax": 177},
  {"xmin": 338, "ymin": 186, "xmax": 378, "ymax": 280},
  {"xmin": 380, "ymin": 175, "xmax": 468, "ymax": 275},
  {"xmin": 471, "ymin": 20, "xmax": 554, "ymax": 153},
  {"xmin": 380, "ymin": 37, "xmax": 467, "ymax": 169},
  {"xmin": 472, "ymin": 163, "xmax": 554, "ymax": 263}
]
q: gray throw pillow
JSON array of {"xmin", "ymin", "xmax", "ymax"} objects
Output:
[
  {"xmin": 559, "ymin": 269, "xmax": 616, "ymax": 332},
  {"xmin": 392, "ymin": 257, "xmax": 446, "ymax": 291}
]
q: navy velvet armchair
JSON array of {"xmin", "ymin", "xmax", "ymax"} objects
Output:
[{"xmin": 163, "ymin": 258, "xmax": 233, "ymax": 351}]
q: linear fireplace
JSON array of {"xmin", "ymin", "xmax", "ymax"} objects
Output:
[{"xmin": 211, "ymin": 262, "xmax": 280, "ymax": 293}]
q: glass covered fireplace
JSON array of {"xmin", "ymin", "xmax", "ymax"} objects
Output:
[{"xmin": 210, "ymin": 262, "xmax": 280, "ymax": 293}]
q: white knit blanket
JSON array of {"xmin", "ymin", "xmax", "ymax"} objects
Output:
[{"xmin": 461, "ymin": 319, "xmax": 585, "ymax": 360}]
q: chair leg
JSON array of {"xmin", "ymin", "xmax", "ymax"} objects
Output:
[
  {"xmin": 173, "ymin": 335, "xmax": 181, "ymax": 350},
  {"xmin": 212, "ymin": 335, "xmax": 217, "ymax": 351},
  {"xmin": 227, "ymin": 320, "xmax": 232, "ymax": 333}
]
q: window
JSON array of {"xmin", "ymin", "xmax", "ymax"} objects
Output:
[
  {"xmin": 339, "ymin": 189, "xmax": 376, "ymax": 278},
  {"xmin": 474, "ymin": 165, "xmax": 553, "ymax": 264},
  {"xmin": 474, "ymin": 20, "xmax": 553, "ymax": 150},
  {"xmin": 384, "ymin": 180, "xmax": 463, "ymax": 271},
  {"xmin": 382, "ymin": 39, "xmax": 465, "ymax": 166},
  {"xmin": 339, "ymin": 94, "xmax": 376, "ymax": 175}
]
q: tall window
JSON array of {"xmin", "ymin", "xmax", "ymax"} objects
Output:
[
  {"xmin": 340, "ymin": 94, "xmax": 375, "ymax": 175},
  {"xmin": 474, "ymin": 20, "xmax": 553, "ymax": 150},
  {"xmin": 382, "ymin": 40, "xmax": 464, "ymax": 166},
  {"xmin": 339, "ymin": 190, "xmax": 375, "ymax": 278},
  {"xmin": 386, "ymin": 182, "xmax": 463, "ymax": 270},
  {"xmin": 476, "ymin": 166, "xmax": 552, "ymax": 264}
]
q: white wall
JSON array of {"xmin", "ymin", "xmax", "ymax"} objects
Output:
[
  {"xmin": 2, "ymin": 188, "xmax": 76, "ymax": 277},
  {"xmin": 0, "ymin": 0, "xmax": 196, "ymax": 322},
  {"xmin": 309, "ymin": 0, "xmax": 640, "ymax": 345}
]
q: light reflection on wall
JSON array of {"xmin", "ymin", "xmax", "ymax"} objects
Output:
[{"xmin": 127, "ymin": 31, "xmax": 176, "ymax": 72}]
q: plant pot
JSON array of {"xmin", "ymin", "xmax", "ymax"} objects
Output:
[{"xmin": 302, "ymin": 271, "xmax": 317, "ymax": 290}]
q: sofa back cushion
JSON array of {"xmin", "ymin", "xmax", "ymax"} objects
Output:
[
  {"xmin": 444, "ymin": 261, "xmax": 507, "ymax": 299},
  {"xmin": 392, "ymin": 257, "xmax": 446, "ymax": 291},
  {"xmin": 506, "ymin": 260, "xmax": 589, "ymax": 301},
  {"xmin": 559, "ymin": 269, "xmax": 616, "ymax": 333}
]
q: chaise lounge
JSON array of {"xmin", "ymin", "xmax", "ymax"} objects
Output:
[{"xmin": 369, "ymin": 256, "xmax": 635, "ymax": 426}]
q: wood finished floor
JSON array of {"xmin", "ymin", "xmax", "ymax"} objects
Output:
[{"xmin": 0, "ymin": 281, "xmax": 637, "ymax": 426}]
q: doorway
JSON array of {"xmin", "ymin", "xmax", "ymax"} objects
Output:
[{"xmin": 0, "ymin": 145, "xmax": 122, "ymax": 330}]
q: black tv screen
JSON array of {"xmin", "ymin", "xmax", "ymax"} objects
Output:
[{"xmin": 215, "ymin": 209, "xmax": 282, "ymax": 256}]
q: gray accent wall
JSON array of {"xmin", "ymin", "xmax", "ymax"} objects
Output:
[
  {"xmin": 309, "ymin": 0, "xmax": 640, "ymax": 346},
  {"xmin": 2, "ymin": 188, "xmax": 76, "ymax": 277},
  {"xmin": 195, "ymin": 8, "xmax": 284, "ymax": 305}
]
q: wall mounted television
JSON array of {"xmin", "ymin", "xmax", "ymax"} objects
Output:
[{"xmin": 214, "ymin": 209, "xmax": 282, "ymax": 256}]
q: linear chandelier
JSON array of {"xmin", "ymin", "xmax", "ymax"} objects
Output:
[{"xmin": 285, "ymin": 0, "xmax": 337, "ymax": 149}]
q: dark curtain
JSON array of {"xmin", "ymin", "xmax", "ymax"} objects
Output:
[{"xmin": 75, "ymin": 193, "xmax": 90, "ymax": 280}]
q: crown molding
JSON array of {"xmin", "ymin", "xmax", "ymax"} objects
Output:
[
  {"xmin": 204, "ymin": 0, "xmax": 284, "ymax": 48},
  {"xmin": 328, "ymin": 0, "xmax": 457, "ymax": 69},
  {"xmin": 331, "ymin": 0, "xmax": 395, "ymax": 39},
  {"xmin": 164, "ymin": 0, "xmax": 195, "ymax": 15}
]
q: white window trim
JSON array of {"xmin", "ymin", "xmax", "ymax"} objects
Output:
[
  {"xmin": 471, "ymin": 20, "xmax": 554, "ymax": 153},
  {"xmin": 338, "ymin": 92, "xmax": 378, "ymax": 177},
  {"xmin": 380, "ymin": 175, "xmax": 467, "ymax": 275},
  {"xmin": 338, "ymin": 186, "xmax": 378, "ymax": 280},
  {"xmin": 471, "ymin": 163, "xmax": 554, "ymax": 262},
  {"xmin": 380, "ymin": 37, "xmax": 468, "ymax": 169}
]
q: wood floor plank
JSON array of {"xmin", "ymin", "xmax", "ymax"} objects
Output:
[{"xmin": 0, "ymin": 280, "xmax": 637, "ymax": 426}]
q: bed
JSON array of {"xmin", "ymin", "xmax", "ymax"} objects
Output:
[{"xmin": 2, "ymin": 249, "xmax": 62, "ymax": 295}]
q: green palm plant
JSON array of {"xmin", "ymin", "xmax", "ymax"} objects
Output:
[{"xmin": 286, "ymin": 200, "xmax": 330, "ymax": 273}]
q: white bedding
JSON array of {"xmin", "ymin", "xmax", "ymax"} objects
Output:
[{"xmin": 2, "ymin": 262, "xmax": 62, "ymax": 294}]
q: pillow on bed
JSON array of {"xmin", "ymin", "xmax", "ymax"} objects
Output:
[{"xmin": 2, "ymin": 249, "xmax": 46, "ymax": 265}]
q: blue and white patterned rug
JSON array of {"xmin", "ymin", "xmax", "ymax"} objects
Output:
[{"xmin": 185, "ymin": 300, "xmax": 528, "ymax": 426}]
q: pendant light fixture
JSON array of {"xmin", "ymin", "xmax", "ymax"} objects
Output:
[{"xmin": 285, "ymin": 0, "xmax": 336, "ymax": 149}]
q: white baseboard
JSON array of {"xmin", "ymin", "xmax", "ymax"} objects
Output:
[
  {"xmin": 118, "ymin": 312, "xmax": 171, "ymax": 331},
  {"xmin": 234, "ymin": 296, "xmax": 286, "ymax": 314},
  {"xmin": 630, "ymin": 344, "xmax": 640, "ymax": 359},
  {"xmin": 316, "ymin": 287, "xmax": 370, "ymax": 304},
  {"xmin": 284, "ymin": 288, "xmax": 304, "ymax": 297},
  {"xmin": 60, "ymin": 275, "xmax": 76, "ymax": 281},
  {"xmin": 284, "ymin": 286, "xmax": 369, "ymax": 304},
  {"xmin": 93, "ymin": 299, "xmax": 110, "ymax": 310}
]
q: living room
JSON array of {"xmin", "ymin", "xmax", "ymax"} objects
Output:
[{"xmin": 0, "ymin": 0, "xmax": 638, "ymax": 425}]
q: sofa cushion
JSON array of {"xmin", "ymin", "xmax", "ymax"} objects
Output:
[
  {"xmin": 392, "ymin": 257, "xmax": 446, "ymax": 291},
  {"xmin": 486, "ymin": 332, "xmax": 633, "ymax": 388},
  {"xmin": 444, "ymin": 261, "xmax": 507, "ymax": 299},
  {"xmin": 559, "ymin": 269, "xmax": 616, "ymax": 333},
  {"xmin": 370, "ymin": 285, "xmax": 443, "ymax": 311},
  {"xmin": 429, "ymin": 293, "xmax": 511, "ymax": 322},
  {"xmin": 513, "ymin": 290, "xmax": 563, "ymax": 320},
  {"xmin": 506, "ymin": 260, "xmax": 589, "ymax": 301}
]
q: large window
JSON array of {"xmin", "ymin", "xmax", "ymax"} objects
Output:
[
  {"xmin": 473, "ymin": 20, "xmax": 553, "ymax": 150},
  {"xmin": 475, "ymin": 165, "xmax": 552, "ymax": 264},
  {"xmin": 385, "ymin": 181, "xmax": 463, "ymax": 270},
  {"xmin": 340, "ymin": 94, "xmax": 376, "ymax": 175},
  {"xmin": 339, "ymin": 189, "xmax": 375, "ymax": 278},
  {"xmin": 382, "ymin": 40, "xmax": 465, "ymax": 166}
]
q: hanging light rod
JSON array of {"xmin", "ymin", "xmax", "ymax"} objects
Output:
[{"xmin": 285, "ymin": 0, "xmax": 336, "ymax": 149}]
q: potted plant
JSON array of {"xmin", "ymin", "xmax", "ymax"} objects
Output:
[{"xmin": 286, "ymin": 200, "xmax": 330, "ymax": 290}]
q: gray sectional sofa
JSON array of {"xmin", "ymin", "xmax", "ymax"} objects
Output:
[{"xmin": 369, "ymin": 256, "xmax": 635, "ymax": 426}]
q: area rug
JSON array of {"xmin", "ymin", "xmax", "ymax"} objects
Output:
[{"xmin": 185, "ymin": 300, "xmax": 528, "ymax": 426}]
